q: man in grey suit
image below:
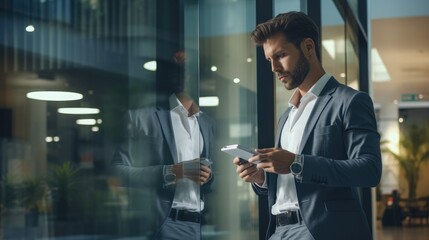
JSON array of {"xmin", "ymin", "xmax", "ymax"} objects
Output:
[
  {"xmin": 234, "ymin": 12, "xmax": 381, "ymax": 240},
  {"xmin": 112, "ymin": 51, "xmax": 215, "ymax": 239}
]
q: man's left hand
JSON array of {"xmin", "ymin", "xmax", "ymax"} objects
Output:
[{"xmin": 248, "ymin": 148, "xmax": 294, "ymax": 174}]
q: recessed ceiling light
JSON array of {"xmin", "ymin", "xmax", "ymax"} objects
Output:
[
  {"xmin": 76, "ymin": 119, "xmax": 97, "ymax": 125},
  {"xmin": 233, "ymin": 78, "xmax": 240, "ymax": 83},
  {"xmin": 322, "ymin": 39, "xmax": 336, "ymax": 59},
  {"xmin": 246, "ymin": 58, "xmax": 252, "ymax": 62},
  {"xmin": 26, "ymin": 25, "xmax": 35, "ymax": 32},
  {"xmin": 211, "ymin": 66, "xmax": 218, "ymax": 72},
  {"xmin": 371, "ymin": 48, "xmax": 391, "ymax": 82},
  {"xmin": 27, "ymin": 91, "xmax": 83, "ymax": 101},
  {"xmin": 143, "ymin": 61, "xmax": 157, "ymax": 71},
  {"xmin": 58, "ymin": 108, "xmax": 100, "ymax": 114},
  {"xmin": 199, "ymin": 96, "xmax": 219, "ymax": 107}
]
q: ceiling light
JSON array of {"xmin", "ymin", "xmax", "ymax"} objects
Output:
[
  {"xmin": 27, "ymin": 91, "xmax": 83, "ymax": 101},
  {"xmin": 92, "ymin": 126, "xmax": 99, "ymax": 132},
  {"xmin": 322, "ymin": 39, "xmax": 336, "ymax": 59},
  {"xmin": 58, "ymin": 108, "xmax": 100, "ymax": 114},
  {"xmin": 371, "ymin": 48, "xmax": 391, "ymax": 82},
  {"xmin": 45, "ymin": 136, "xmax": 53, "ymax": 142},
  {"xmin": 211, "ymin": 66, "xmax": 218, "ymax": 72},
  {"xmin": 246, "ymin": 58, "xmax": 252, "ymax": 62},
  {"xmin": 233, "ymin": 78, "xmax": 240, "ymax": 84},
  {"xmin": 143, "ymin": 61, "xmax": 157, "ymax": 71},
  {"xmin": 199, "ymin": 96, "xmax": 219, "ymax": 107},
  {"xmin": 25, "ymin": 25, "xmax": 35, "ymax": 32},
  {"xmin": 76, "ymin": 119, "xmax": 97, "ymax": 125}
]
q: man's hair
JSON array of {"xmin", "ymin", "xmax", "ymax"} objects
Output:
[{"xmin": 251, "ymin": 11, "xmax": 321, "ymax": 60}]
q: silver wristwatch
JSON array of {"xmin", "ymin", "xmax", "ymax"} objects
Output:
[
  {"xmin": 289, "ymin": 154, "xmax": 303, "ymax": 176},
  {"xmin": 164, "ymin": 165, "xmax": 176, "ymax": 185}
]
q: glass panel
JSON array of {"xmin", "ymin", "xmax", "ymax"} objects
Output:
[
  {"xmin": 1, "ymin": 0, "xmax": 261, "ymax": 239},
  {"xmin": 199, "ymin": 0, "xmax": 259, "ymax": 239},
  {"xmin": 274, "ymin": 0, "xmax": 302, "ymax": 122},
  {"xmin": 345, "ymin": 22, "xmax": 360, "ymax": 90},
  {"xmin": 347, "ymin": 0, "xmax": 359, "ymax": 20},
  {"xmin": 0, "ymin": 0, "xmax": 201, "ymax": 239},
  {"xmin": 321, "ymin": 0, "xmax": 346, "ymax": 85}
]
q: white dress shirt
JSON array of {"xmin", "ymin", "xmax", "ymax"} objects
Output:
[
  {"xmin": 271, "ymin": 73, "xmax": 331, "ymax": 215},
  {"xmin": 169, "ymin": 94, "xmax": 204, "ymax": 212}
]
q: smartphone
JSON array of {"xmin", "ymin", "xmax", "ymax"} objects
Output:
[
  {"xmin": 200, "ymin": 158, "xmax": 212, "ymax": 167},
  {"xmin": 221, "ymin": 144, "xmax": 260, "ymax": 164}
]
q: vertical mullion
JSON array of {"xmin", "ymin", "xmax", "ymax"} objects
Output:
[{"xmin": 255, "ymin": 0, "xmax": 273, "ymax": 239}]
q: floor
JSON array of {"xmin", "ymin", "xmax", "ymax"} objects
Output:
[{"xmin": 376, "ymin": 224, "xmax": 429, "ymax": 240}]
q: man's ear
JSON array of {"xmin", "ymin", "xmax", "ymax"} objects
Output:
[{"xmin": 301, "ymin": 38, "xmax": 315, "ymax": 57}]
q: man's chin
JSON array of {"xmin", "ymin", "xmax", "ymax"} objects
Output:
[{"xmin": 284, "ymin": 83, "xmax": 295, "ymax": 90}]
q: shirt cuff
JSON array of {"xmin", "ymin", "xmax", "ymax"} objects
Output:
[{"xmin": 254, "ymin": 171, "xmax": 267, "ymax": 189}]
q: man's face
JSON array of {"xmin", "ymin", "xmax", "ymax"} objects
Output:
[{"xmin": 263, "ymin": 33, "xmax": 310, "ymax": 90}]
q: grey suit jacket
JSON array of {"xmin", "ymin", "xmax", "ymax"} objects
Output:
[
  {"xmin": 254, "ymin": 77, "xmax": 382, "ymax": 240},
  {"xmin": 112, "ymin": 102, "xmax": 215, "ymax": 238}
]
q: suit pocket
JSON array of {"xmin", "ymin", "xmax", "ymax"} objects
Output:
[
  {"xmin": 314, "ymin": 124, "xmax": 339, "ymax": 136},
  {"xmin": 325, "ymin": 199, "xmax": 360, "ymax": 212}
]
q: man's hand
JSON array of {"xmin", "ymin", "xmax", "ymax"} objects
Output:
[
  {"xmin": 199, "ymin": 165, "xmax": 211, "ymax": 185},
  {"xmin": 248, "ymin": 148, "xmax": 294, "ymax": 174},
  {"xmin": 172, "ymin": 159, "xmax": 212, "ymax": 185},
  {"xmin": 233, "ymin": 157, "xmax": 265, "ymax": 185}
]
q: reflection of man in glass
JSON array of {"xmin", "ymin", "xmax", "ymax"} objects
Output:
[{"xmin": 112, "ymin": 51, "xmax": 215, "ymax": 239}]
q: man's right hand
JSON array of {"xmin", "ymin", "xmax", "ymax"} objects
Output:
[{"xmin": 233, "ymin": 157, "xmax": 265, "ymax": 185}]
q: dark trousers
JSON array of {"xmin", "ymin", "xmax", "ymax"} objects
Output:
[
  {"xmin": 269, "ymin": 221, "xmax": 314, "ymax": 240},
  {"xmin": 154, "ymin": 217, "xmax": 200, "ymax": 240}
]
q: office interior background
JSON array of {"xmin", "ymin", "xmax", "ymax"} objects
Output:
[{"xmin": 0, "ymin": 0, "xmax": 428, "ymax": 239}]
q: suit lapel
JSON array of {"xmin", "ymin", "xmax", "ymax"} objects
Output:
[
  {"xmin": 155, "ymin": 109, "xmax": 178, "ymax": 164},
  {"xmin": 298, "ymin": 77, "xmax": 337, "ymax": 153},
  {"xmin": 197, "ymin": 113, "xmax": 210, "ymax": 157}
]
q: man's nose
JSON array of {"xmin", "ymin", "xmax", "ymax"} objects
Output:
[{"xmin": 271, "ymin": 61, "xmax": 280, "ymax": 73}]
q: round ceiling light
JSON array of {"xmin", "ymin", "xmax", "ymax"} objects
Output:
[
  {"xmin": 58, "ymin": 108, "xmax": 100, "ymax": 114},
  {"xmin": 27, "ymin": 91, "xmax": 83, "ymax": 101},
  {"xmin": 76, "ymin": 119, "xmax": 97, "ymax": 125},
  {"xmin": 143, "ymin": 60, "xmax": 157, "ymax": 71}
]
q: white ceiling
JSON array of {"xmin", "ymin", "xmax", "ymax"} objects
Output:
[{"xmin": 371, "ymin": 16, "xmax": 429, "ymax": 106}]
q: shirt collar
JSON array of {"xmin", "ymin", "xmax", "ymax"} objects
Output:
[
  {"xmin": 288, "ymin": 73, "xmax": 332, "ymax": 108},
  {"xmin": 169, "ymin": 93, "xmax": 200, "ymax": 117}
]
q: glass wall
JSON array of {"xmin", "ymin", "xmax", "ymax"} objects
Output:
[
  {"xmin": 321, "ymin": 0, "xmax": 346, "ymax": 84},
  {"xmin": 0, "ymin": 0, "xmax": 259, "ymax": 239},
  {"xmin": 199, "ymin": 0, "xmax": 259, "ymax": 239},
  {"xmin": 274, "ymin": 0, "xmax": 301, "ymax": 120}
]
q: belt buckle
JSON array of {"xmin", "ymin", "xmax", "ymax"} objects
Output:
[
  {"xmin": 170, "ymin": 209, "xmax": 201, "ymax": 223},
  {"xmin": 276, "ymin": 210, "xmax": 300, "ymax": 227}
]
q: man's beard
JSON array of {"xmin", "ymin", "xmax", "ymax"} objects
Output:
[{"xmin": 284, "ymin": 51, "xmax": 310, "ymax": 90}]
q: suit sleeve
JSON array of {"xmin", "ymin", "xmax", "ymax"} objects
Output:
[
  {"xmin": 301, "ymin": 92, "xmax": 382, "ymax": 188},
  {"xmin": 111, "ymin": 111, "xmax": 165, "ymax": 189}
]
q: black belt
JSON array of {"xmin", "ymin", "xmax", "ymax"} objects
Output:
[
  {"xmin": 276, "ymin": 210, "xmax": 302, "ymax": 227},
  {"xmin": 169, "ymin": 209, "xmax": 201, "ymax": 223}
]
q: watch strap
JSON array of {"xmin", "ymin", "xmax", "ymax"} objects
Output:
[{"xmin": 163, "ymin": 165, "xmax": 176, "ymax": 186}]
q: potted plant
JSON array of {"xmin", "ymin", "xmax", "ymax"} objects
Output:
[
  {"xmin": 382, "ymin": 124, "xmax": 429, "ymax": 201},
  {"xmin": 19, "ymin": 178, "xmax": 47, "ymax": 227},
  {"xmin": 48, "ymin": 161, "xmax": 80, "ymax": 221},
  {"xmin": 0, "ymin": 178, "xmax": 19, "ymax": 240}
]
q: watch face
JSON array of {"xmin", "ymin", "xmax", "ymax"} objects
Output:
[
  {"xmin": 291, "ymin": 162, "xmax": 302, "ymax": 174},
  {"xmin": 165, "ymin": 174, "xmax": 176, "ymax": 182}
]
